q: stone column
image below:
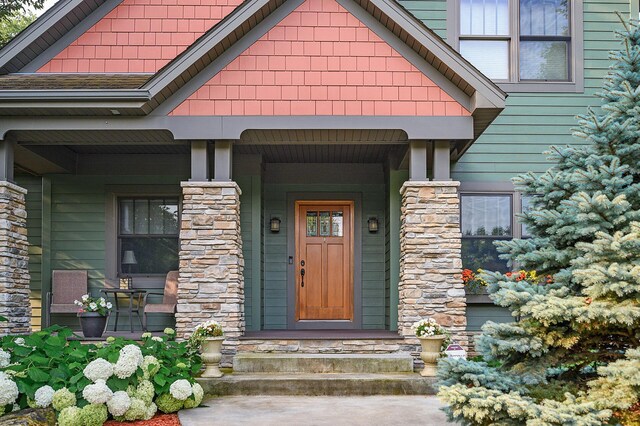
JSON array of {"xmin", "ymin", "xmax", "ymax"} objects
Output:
[
  {"xmin": 0, "ymin": 181, "xmax": 30, "ymax": 336},
  {"xmin": 398, "ymin": 181, "xmax": 467, "ymax": 350},
  {"xmin": 176, "ymin": 182, "xmax": 244, "ymax": 367}
]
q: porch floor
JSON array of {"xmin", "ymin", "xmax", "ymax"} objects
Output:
[{"xmin": 241, "ymin": 330, "xmax": 402, "ymax": 340}]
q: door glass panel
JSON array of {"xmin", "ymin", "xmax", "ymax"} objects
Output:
[
  {"xmin": 319, "ymin": 211, "xmax": 331, "ymax": 236},
  {"xmin": 306, "ymin": 211, "xmax": 318, "ymax": 236},
  {"xmin": 332, "ymin": 211, "xmax": 343, "ymax": 237}
]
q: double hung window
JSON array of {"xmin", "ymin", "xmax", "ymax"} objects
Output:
[
  {"xmin": 118, "ymin": 198, "xmax": 179, "ymax": 275},
  {"xmin": 454, "ymin": 0, "xmax": 579, "ymax": 90}
]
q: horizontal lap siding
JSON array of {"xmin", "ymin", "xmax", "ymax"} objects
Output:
[
  {"xmin": 449, "ymin": 0, "xmax": 631, "ymax": 182},
  {"xmin": 263, "ymin": 183, "xmax": 387, "ymax": 329},
  {"xmin": 16, "ymin": 175, "xmax": 43, "ymax": 330},
  {"xmin": 48, "ymin": 175, "xmax": 184, "ymax": 330}
]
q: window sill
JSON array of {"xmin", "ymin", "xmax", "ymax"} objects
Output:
[{"xmin": 497, "ymin": 81, "xmax": 583, "ymax": 93}]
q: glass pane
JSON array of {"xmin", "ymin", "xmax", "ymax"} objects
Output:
[
  {"xmin": 149, "ymin": 199, "xmax": 164, "ymax": 234},
  {"xmin": 120, "ymin": 237, "xmax": 179, "ymax": 274},
  {"xmin": 460, "ymin": 40, "xmax": 509, "ymax": 80},
  {"xmin": 120, "ymin": 199, "xmax": 134, "ymax": 235},
  {"xmin": 163, "ymin": 201, "xmax": 179, "ymax": 235},
  {"xmin": 134, "ymin": 199, "xmax": 149, "ymax": 234},
  {"xmin": 460, "ymin": 0, "xmax": 509, "ymax": 36},
  {"xmin": 461, "ymin": 195, "xmax": 512, "ymax": 236},
  {"xmin": 462, "ymin": 238, "xmax": 510, "ymax": 273},
  {"xmin": 332, "ymin": 211, "xmax": 343, "ymax": 237},
  {"xmin": 319, "ymin": 211, "xmax": 331, "ymax": 236},
  {"xmin": 520, "ymin": 0, "xmax": 569, "ymax": 36},
  {"xmin": 521, "ymin": 195, "xmax": 533, "ymax": 237},
  {"xmin": 520, "ymin": 41, "xmax": 569, "ymax": 80},
  {"xmin": 306, "ymin": 211, "xmax": 318, "ymax": 237}
]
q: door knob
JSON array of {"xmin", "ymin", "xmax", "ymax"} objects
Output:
[{"xmin": 300, "ymin": 268, "xmax": 305, "ymax": 287}]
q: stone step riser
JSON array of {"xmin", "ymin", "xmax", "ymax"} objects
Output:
[
  {"xmin": 233, "ymin": 354, "xmax": 414, "ymax": 374},
  {"xmin": 198, "ymin": 375, "xmax": 437, "ymax": 396}
]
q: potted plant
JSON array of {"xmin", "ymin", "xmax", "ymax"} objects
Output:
[
  {"xmin": 411, "ymin": 318, "xmax": 450, "ymax": 377},
  {"xmin": 189, "ymin": 320, "xmax": 224, "ymax": 378},
  {"xmin": 74, "ymin": 294, "xmax": 112, "ymax": 338}
]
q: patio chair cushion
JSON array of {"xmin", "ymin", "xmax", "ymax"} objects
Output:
[
  {"xmin": 163, "ymin": 271, "xmax": 178, "ymax": 305},
  {"xmin": 51, "ymin": 270, "xmax": 88, "ymax": 305},
  {"xmin": 49, "ymin": 304, "xmax": 79, "ymax": 314},
  {"xmin": 144, "ymin": 303, "xmax": 176, "ymax": 313}
]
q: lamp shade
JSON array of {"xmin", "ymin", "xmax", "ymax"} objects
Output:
[{"xmin": 122, "ymin": 250, "xmax": 137, "ymax": 265}]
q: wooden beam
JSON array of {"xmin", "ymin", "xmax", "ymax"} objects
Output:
[
  {"xmin": 190, "ymin": 140, "xmax": 209, "ymax": 182},
  {"xmin": 0, "ymin": 139, "xmax": 14, "ymax": 181},
  {"xmin": 409, "ymin": 140, "xmax": 428, "ymax": 181},
  {"xmin": 213, "ymin": 140, "xmax": 232, "ymax": 182},
  {"xmin": 433, "ymin": 140, "xmax": 451, "ymax": 181}
]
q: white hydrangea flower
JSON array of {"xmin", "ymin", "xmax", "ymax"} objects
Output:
[
  {"xmin": 106, "ymin": 391, "xmax": 131, "ymax": 417},
  {"xmin": 83, "ymin": 358, "xmax": 114, "ymax": 382},
  {"xmin": 12, "ymin": 403, "xmax": 19, "ymax": 412},
  {"xmin": 143, "ymin": 402, "xmax": 157, "ymax": 421},
  {"xmin": 113, "ymin": 344, "xmax": 143, "ymax": 379},
  {"xmin": 141, "ymin": 332, "xmax": 152, "ymax": 339},
  {"xmin": 0, "ymin": 374, "xmax": 19, "ymax": 406},
  {"xmin": 82, "ymin": 379, "xmax": 113, "ymax": 404},
  {"xmin": 151, "ymin": 336, "xmax": 163, "ymax": 342},
  {"xmin": 34, "ymin": 385, "xmax": 55, "ymax": 408},
  {"xmin": 169, "ymin": 379, "xmax": 193, "ymax": 401},
  {"xmin": 14, "ymin": 337, "xmax": 26, "ymax": 346},
  {"xmin": 0, "ymin": 348, "xmax": 10, "ymax": 368}
]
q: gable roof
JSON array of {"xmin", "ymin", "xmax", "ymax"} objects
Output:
[{"xmin": 0, "ymin": 0, "xmax": 506, "ymax": 156}]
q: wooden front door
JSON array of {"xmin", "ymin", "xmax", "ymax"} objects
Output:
[{"xmin": 295, "ymin": 201, "xmax": 354, "ymax": 321}]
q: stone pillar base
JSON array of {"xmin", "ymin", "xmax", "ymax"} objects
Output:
[
  {"xmin": 176, "ymin": 182, "xmax": 244, "ymax": 367},
  {"xmin": 0, "ymin": 181, "xmax": 31, "ymax": 336},
  {"xmin": 398, "ymin": 181, "xmax": 467, "ymax": 354}
]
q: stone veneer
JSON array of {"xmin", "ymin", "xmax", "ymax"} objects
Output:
[
  {"xmin": 398, "ymin": 181, "xmax": 467, "ymax": 351},
  {"xmin": 0, "ymin": 181, "xmax": 31, "ymax": 336},
  {"xmin": 176, "ymin": 182, "xmax": 244, "ymax": 367}
]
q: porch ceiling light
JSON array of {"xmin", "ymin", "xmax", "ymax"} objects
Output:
[
  {"xmin": 270, "ymin": 217, "xmax": 281, "ymax": 233},
  {"xmin": 367, "ymin": 217, "xmax": 379, "ymax": 233}
]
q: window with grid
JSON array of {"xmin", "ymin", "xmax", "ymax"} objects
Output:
[
  {"xmin": 118, "ymin": 198, "xmax": 179, "ymax": 275},
  {"xmin": 461, "ymin": 194, "xmax": 512, "ymax": 272},
  {"xmin": 458, "ymin": 0, "xmax": 571, "ymax": 82}
]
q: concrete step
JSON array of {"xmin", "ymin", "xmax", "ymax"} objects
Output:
[
  {"xmin": 198, "ymin": 373, "xmax": 436, "ymax": 396},
  {"xmin": 233, "ymin": 353, "xmax": 414, "ymax": 374}
]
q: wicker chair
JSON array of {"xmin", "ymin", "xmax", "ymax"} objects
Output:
[
  {"xmin": 45, "ymin": 270, "xmax": 88, "ymax": 328},
  {"xmin": 143, "ymin": 271, "xmax": 178, "ymax": 331}
]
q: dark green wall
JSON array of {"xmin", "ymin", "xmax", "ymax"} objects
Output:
[
  {"xmin": 260, "ymin": 163, "xmax": 388, "ymax": 330},
  {"xmin": 44, "ymin": 174, "xmax": 184, "ymax": 330}
]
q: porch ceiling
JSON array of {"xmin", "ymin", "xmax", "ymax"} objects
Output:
[{"xmin": 235, "ymin": 144, "xmax": 407, "ymax": 163}]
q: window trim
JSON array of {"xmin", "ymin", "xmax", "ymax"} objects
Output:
[
  {"xmin": 105, "ymin": 186, "xmax": 181, "ymax": 290},
  {"xmin": 447, "ymin": 0, "xmax": 584, "ymax": 93},
  {"xmin": 117, "ymin": 196, "xmax": 180, "ymax": 277}
]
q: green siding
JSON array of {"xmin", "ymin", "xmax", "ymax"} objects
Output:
[
  {"xmin": 17, "ymin": 176, "xmax": 43, "ymax": 291},
  {"xmin": 396, "ymin": 0, "xmax": 448, "ymax": 39},
  {"xmin": 398, "ymin": 0, "xmax": 633, "ymax": 183},
  {"xmin": 466, "ymin": 304, "xmax": 512, "ymax": 332},
  {"xmin": 263, "ymin": 183, "xmax": 387, "ymax": 329},
  {"xmin": 45, "ymin": 174, "xmax": 184, "ymax": 330}
]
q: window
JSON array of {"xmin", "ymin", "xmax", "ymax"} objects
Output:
[
  {"xmin": 451, "ymin": 0, "xmax": 582, "ymax": 91},
  {"xmin": 461, "ymin": 194, "xmax": 512, "ymax": 272},
  {"xmin": 118, "ymin": 198, "xmax": 179, "ymax": 275}
]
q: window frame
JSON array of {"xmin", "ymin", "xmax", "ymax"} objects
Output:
[
  {"xmin": 447, "ymin": 0, "xmax": 584, "ymax": 93},
  {"xmin": 117, "ymin": 196, "xmax": 180, "ymax": 277},
  {"xmin": 105, "ymin": 186, "xmax": 181, "ymax": 290}
]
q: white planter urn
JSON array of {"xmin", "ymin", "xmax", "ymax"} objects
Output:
[
  {"xmin": 418, "ymin": 335, "xmax": 446, "ymax": 377},
  {"xmin": 200, "ymin": 336, "xmax": 224, "ymax": 378}
]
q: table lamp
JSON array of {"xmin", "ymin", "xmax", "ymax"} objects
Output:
[{"xmin": 121, "ymin": 250, "xmax": 137, "ymax": 289}]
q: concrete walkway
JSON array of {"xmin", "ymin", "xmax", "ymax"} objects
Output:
[{"xmin": 179, "ymin": 395, "xmax": 456, "ymax": 426}]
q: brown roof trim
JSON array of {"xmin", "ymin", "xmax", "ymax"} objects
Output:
[{"xmin": 0, "ymin": 73, "xmax": 153, "ymax": 90}]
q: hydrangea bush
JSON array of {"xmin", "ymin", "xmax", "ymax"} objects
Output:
[{"xmin": 0, "ymin": 325, "xmax": 204, "ymax": 424}]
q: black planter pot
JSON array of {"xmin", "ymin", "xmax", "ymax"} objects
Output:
[{"xmin": 78, "ymin": 312, "xmax": 107, "ymax": 338}]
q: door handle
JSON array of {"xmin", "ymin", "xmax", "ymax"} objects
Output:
[{"xmin": 300, "ymin": 268, "xmax": 305, "ymax": 287}]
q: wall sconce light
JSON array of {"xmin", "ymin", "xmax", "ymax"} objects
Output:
[
  {"xmin": 270, "ymin": 217, "xmax": 281, "ymax": 233},
  {"xmin": 367, "ymin": 217, "xmax": 379, "ymax": 233}
]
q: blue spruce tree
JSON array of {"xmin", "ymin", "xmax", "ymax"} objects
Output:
[{"xmin": 437, "ymin": 17, "xmax": 640, "ymax": 425}]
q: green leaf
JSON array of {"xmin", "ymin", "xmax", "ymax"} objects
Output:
[
  {"xmin": 70, "ymin": 372, "xmax": 84, "ymax": 385},
  {"xmin": 13, "ymin": 345, "xmax": 33, "ymax": 357},
  {"xmin": 153, "ymin": 374, "xmax": 166, "ymax": 386},
  {"xmin": 27, "ymin": 367, "xmax": 50, "ymax": 383},
  {"xmin": 29, "ymin": 355, "xmax": 50, "ymax": 365},
  {"xmin": 44, "ymin": 335, "xmax": 64, "ymax": 348}
]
